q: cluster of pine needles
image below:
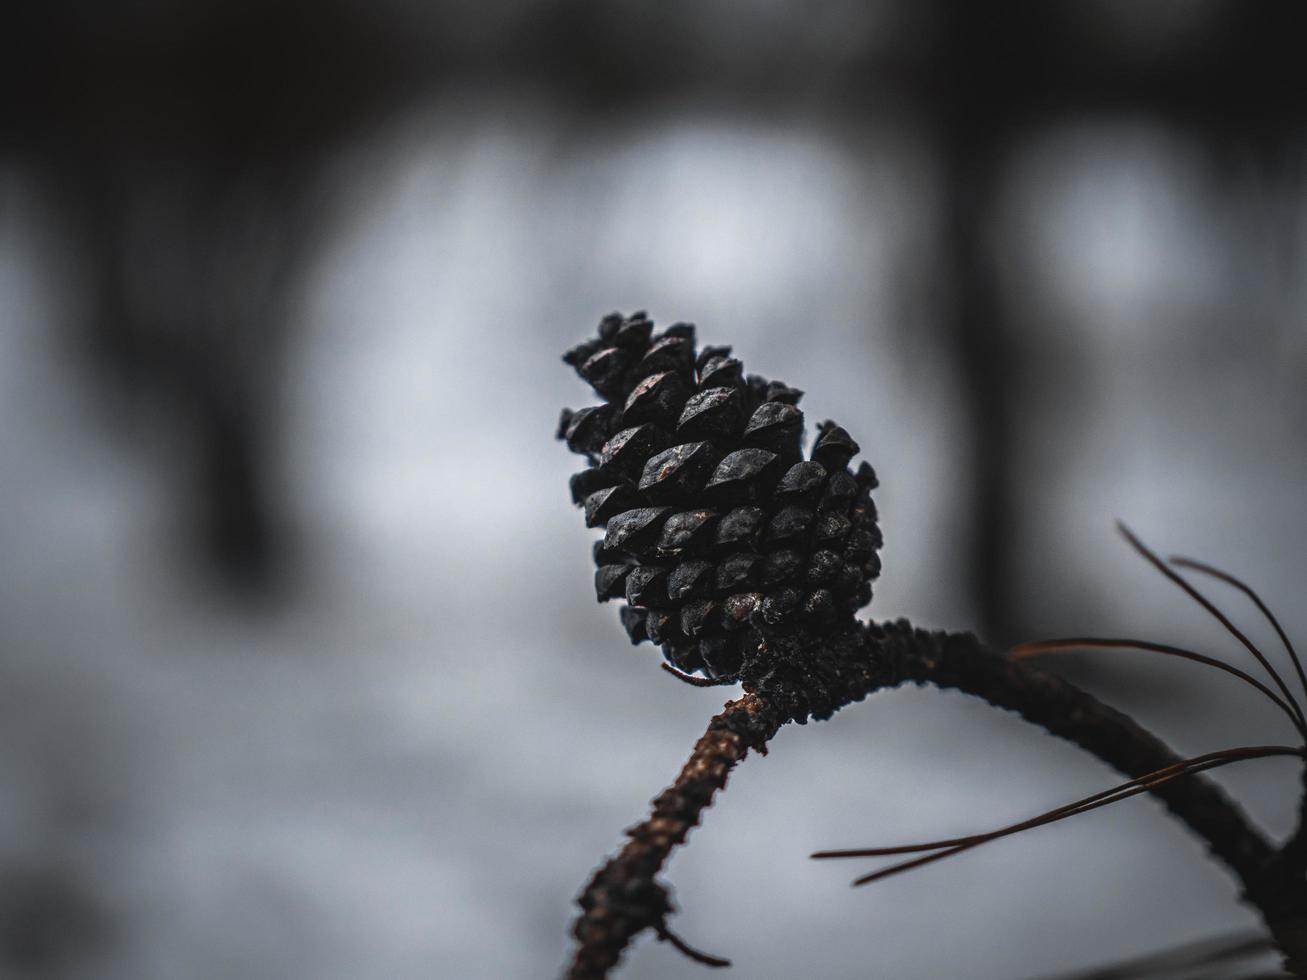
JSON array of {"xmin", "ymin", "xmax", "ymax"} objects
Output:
[{"xmin": 812, "ymin": 522, "xmax": 1307, "ymax": 888}]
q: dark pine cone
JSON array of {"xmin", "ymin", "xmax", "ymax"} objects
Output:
[{"xmin": 558, "ymin": 311, "xmax": 882, "ymax": 682}]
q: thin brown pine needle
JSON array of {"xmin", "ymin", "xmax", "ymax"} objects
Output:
[
  {"xmin": 1011, "ymin": 637, "xmax": 1306, "ymax": 738},
  {"xmin": 1117, "ymin": 522, "xmax": 1307, "ymax": 734},
  {"xmin": 1171, "ymin": 554, "xmax": 1307, "ymax": 711},
  {"xmin": 809, "ymin": 745, "xmax": 1303, "ymax": 888},
  {"xmin": 813, "ymin": 748, "xmax": 1258, "ymax": 860},
  {"xmin": 814, "ymin": 745, "xmax": 1302, "ymax": 862},
  {"xmin": 851, "ymin": 751, "xmax": 1299, "ymax": 887}
]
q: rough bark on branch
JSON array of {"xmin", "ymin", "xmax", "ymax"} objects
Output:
[{"xmin": 564, "ymin": 619, "xmax": 1299, "ymax": 979}]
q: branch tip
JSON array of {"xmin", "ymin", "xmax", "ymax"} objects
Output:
[{"xmin": 655, "ymin": 923, "xmax": 732, "ymax": 969}]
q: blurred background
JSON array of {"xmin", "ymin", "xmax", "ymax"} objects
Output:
[{"xmin": 2, "ymin": 1, "xmax": 1306, "ymax": 977}]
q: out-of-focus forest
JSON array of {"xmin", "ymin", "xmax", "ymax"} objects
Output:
[{"xmin": 2, "ymin": 2, "xmax": 1306, "ymax": 977}]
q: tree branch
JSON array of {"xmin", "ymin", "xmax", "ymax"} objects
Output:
[
  {"xmin": 564, "ymin": 619, "xmax": 1293, "ymax": 979},
  {"xmin": 880, "ymin": 622, "xmax": 1278, "ymax": 891},
  {"xmin": 566, "ymin": 693, "xmax": 782, "ymax": 980}
]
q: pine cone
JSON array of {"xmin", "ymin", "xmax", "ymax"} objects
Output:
[{"xmin": 558, "ymin": 311, "xmax": 882, "ymax": 682}]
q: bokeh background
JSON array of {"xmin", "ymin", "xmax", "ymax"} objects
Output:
[{"xmin": 3, "ymin": 2, "xmax": 1307, "ymax": 977}]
